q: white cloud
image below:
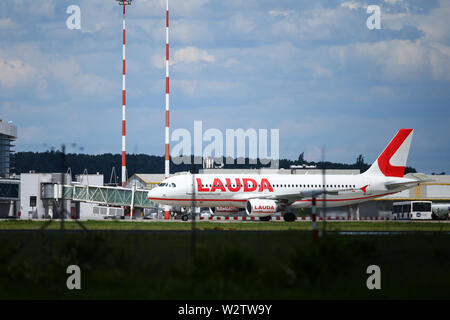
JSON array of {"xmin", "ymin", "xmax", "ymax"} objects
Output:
[
  {"xmin": 384, "ymin": 0, "xmax": 403, "ymax": 4},
  {"xmin": 151, "ymin": 46, "xmax": 215, "ymax": 69},
  {"xmin": 381, "ymin": 0, "xmax": 449, "ymax": 42},
  {"xmin": 334, "ymin": 0, "xmax": 450, "ymax": 82},
  {"xmin": 229, "ymin": 13, "xmax": 258, "ymax": 34},
  {"xmin": 311, "ymin": 65, "xmax": 333, "ymax": 79},
  {"xmin": 9, "ymin": 0, "xmax": 55, "ymax": 18},
  {"xmin": 173, "ymin": 46, "xmax": 215, "ymax": 64},
  {"xmin": 0, "ymin": 43, "xmax": 117, "ymax": 99},
  {"xmin": 340, "ymin": 1, "xmax": 365, "ymax": 11},
  {"xmin": 137, "ymin": 0, "xmax": 211, "ymax": 16},
  {"xmin": 33, "ymin": 0, "xmax": 55, "ymax": 18},
  {"xmin": 269, "ymin": 6, "xmax": 354, "ymax": 42},
  {"xmin": 174, "ymin": 79, "xmax": 236, "ymax": 97},
  {"xmin": 171, "ymin": 19, "xmax": 214, "ymax": 44},
  {"xmin": 0, "ymin": 58, "xmax": 38, "ymax": 88},
  {"xmin": 0, "ymin": 18, "xmax": 19, "ymax": 29},
  {"xmin": 330, "ymin": 38, "xmax": 450, "ymax": 82},
  {"xmin": 268, "ymin": 10, "xmax": 294, "ymax": 17},
  {"xmin": 49, "ymin": 58, "xmax": 117, "ymax": 97}
]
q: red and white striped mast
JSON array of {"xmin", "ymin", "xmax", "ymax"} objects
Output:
[
  {"xmin": 164, "ymin": 0, "xmax": 171, "ymax": 220},
  {"xmin": 117, "ymin": 0, "xmax": 133, "ymax": 187}
]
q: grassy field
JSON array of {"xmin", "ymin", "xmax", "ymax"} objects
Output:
[
  {"xmin": 0, "ymin": 226, "xmax": 449, "ymax": 299},
  {"xmin": 0, "ymin": 219, "xmax": 449, "ymax": 232}
]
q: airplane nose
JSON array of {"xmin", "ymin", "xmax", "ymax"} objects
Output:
[{"xmin": 147, "ymin": 188, "xmax": 158, "ymax": 200}]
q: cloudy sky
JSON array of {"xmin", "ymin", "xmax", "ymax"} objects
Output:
[{"xmin": 0, "ymin": 0, "xmax": 449, "ymax": 173}]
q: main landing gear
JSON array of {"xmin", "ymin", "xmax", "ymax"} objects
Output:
[{"xmin": 283, "ymin": 212, "xmax": 296, "ymax": 222}]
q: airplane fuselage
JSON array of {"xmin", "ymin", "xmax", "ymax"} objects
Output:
[{"xmin": 148, "ymin": 173, "xmax": 413, "ymax": 208}]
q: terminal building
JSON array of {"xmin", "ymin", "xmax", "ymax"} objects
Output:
[
  {"xmin": 0, "ymin": 119, "xmax": 17, "ymax": 178},
  {"xmin": 365, "ymin": 174, "xmax": 450, "ymax": 218}
]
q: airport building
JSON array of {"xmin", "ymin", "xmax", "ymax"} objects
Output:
[
  {"xmin": 18, "ymin": 172, "xmax": 106, "ymax": 220},
  {"xmin": 362, "ymin": 174, "xmax": 450, "ymax": 218},
  {"xmin": 127, "ymin": 173, "xmax": 166, "ymax": 189},
  {"xmin": 0, "ymin": 119, "xmax": 17, "ymax": 178},
  {"xmin": 0, "ymin": 120, "xmax": 18, "ymax": 218},
  {"xmin": 20, "ymin": 173, "xmax": 71, "ymax": 219}
]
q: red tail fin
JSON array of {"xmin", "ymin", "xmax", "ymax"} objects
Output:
[{"xmin": 364, "ymin": 129, "xmax": 414, "ymax": 177}]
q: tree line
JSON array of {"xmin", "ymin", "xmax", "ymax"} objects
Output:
[{"xmin": 12, "ymin": 151, "xmax": 416, "ymax": 183}]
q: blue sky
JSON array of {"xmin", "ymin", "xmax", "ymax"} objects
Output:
[{"xmin": 0, "ymin": 0, "xmax": 449, "ymax": 173}]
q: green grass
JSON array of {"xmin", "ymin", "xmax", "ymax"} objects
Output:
[
  {"xmin": 0, "ymin": 230, "xmax": 449, "ymax": 299},
  {"xmin": 0, "ymin": 219, "xmax": 449, "ymax": 232}
]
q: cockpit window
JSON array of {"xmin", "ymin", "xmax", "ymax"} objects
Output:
[{"xmin": 158, "ymin": 182, "xmax": 176, "ymax": 187}]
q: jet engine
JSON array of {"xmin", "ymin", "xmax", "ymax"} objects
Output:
[{"xmin": 246, "ymin": 199, "xmax": 278, "ymax": 217}]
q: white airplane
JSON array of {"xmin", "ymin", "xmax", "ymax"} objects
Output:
[{"xmin": 148, "ymin": 129, "xmax": 425, "ymax": 221}]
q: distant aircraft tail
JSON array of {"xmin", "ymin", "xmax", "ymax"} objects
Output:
[{"xmin": 364, "ymin": 129, "xmax": 414, "ymax": 177}]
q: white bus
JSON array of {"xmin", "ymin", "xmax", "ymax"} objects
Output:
[{"xmin": 392, "ymin": 201, "xmax": 432, "ymax": 220}]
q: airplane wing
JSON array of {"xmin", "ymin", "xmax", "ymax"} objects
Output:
[
  {"xmin": 404, "ymin": 173, "xmax": 434, "ymax": 182},
  {"xmin": 385, "ymin": 174, "xmax": 434, "ymax": 190}
]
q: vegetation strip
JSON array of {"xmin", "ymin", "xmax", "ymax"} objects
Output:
[{"xmin": 0, "ymin": 220, "xmax": 448, "ymax": 231}]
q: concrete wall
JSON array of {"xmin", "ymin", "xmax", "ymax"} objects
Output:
[
  {"xmin": 19, "ymin": 173, "xmax": 70, "ymax": 219},
  {"xmin": 20, "ymin": 173, "xmax": 45, "ymax": 219}
]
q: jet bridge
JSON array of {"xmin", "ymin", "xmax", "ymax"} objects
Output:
[{"xmin": 42, "ymin": 183, "xmax": 156, "ymax": 209}]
